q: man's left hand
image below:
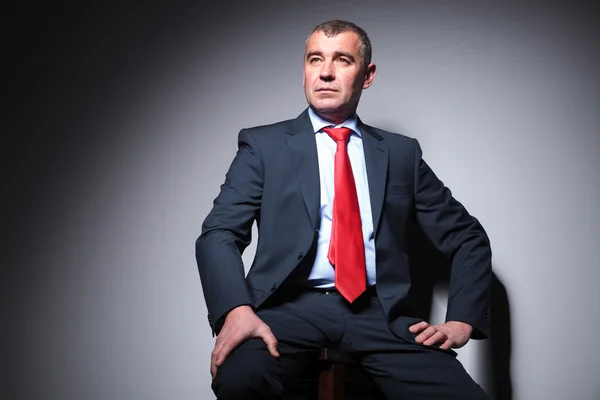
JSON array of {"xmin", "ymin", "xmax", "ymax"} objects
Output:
[{"xmin": 409, "ymin": 321, "xmax": 473, "ymax": 350}]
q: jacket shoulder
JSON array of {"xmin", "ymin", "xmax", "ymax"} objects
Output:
[
  {"xmin": 242, "ymin": 118, "xmax": 295, "ymax": 135},
  {"xmin": 365, "ymin": 124, "xmax": 418, "ymax": 145}
]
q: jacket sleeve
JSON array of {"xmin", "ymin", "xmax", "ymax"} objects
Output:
[
  {"xmin": 195, "ymin": 129, "xmax": 264, "ymax": 335},
  {"xmin": 412, "ymin": 138, "xmax": 492, "ymax": 339}
]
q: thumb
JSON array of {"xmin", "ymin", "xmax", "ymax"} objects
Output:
[{"xmin": 260, "ymin": 329, "xmax": 280, "ymax": 358}]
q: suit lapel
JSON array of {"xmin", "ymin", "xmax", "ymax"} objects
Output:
[
  {"xmin": 285, "ymin": 109, "xmax": 321, "ymax": 230},
  {"xmin": 283, "ymin": 111, "xmax": 388, "ymax": 234},
  {"xmin": 359, "ymin": 119, "xmax": 389, "ymax": 236}
]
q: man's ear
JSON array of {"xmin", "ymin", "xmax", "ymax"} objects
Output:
[{"xmin": 362, "ymin": 63, "xmax": 377, "ymax": 89}]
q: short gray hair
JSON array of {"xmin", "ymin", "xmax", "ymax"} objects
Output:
[{"xmin": 305, "ymin": 20, "xmax": 372, "ymax": 71}]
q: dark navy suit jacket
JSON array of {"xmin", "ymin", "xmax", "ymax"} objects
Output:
[{"xmin": 196, "ymin": 108, "xmax": 492, "ymax": 344}]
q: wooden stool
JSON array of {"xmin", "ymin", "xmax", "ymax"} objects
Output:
[{"xmin": 284, "ymin": 348, "xmax": 377, "ymax": 400}]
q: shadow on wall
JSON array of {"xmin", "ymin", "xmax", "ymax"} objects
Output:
[
  {"xmin": 406, "ymin": 220, "xmax": 512, "ymax": 400},
  {"xmin": 485, "ymin": 274, "xmax": 512, "ymax": 400}
]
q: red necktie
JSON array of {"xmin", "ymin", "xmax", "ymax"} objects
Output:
[{"xmin": 323, "ymin": 127, "xmax": 366, "ymax": 303}]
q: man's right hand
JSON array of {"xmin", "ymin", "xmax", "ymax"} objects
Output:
[{"xmin": 210, "ymin": 305, "xmax": 279, "ymax": 379}]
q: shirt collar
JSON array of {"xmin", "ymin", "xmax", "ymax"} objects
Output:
[{"xmin": 307, "ymin": 107, "xmax": 361, "ymax": 137}]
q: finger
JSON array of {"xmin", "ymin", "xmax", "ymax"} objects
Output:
[
  {"xmin": 259, "ymin": 328, "xmax": 280, "ymax": 357},
  {"xmin": 214, "ymin": 331, "xmax": 244, "ymax": 367},
  {"xmin": 212, "ymin": 326, "xmax": 232, "ymax": 354},
  {"xmin": 415, "ymin": 326, "xmax": 438, "ymax": 343},
  {"xmin": 439, "ymin": 338, "xmax": 453, "ymax": 350},
  {"xmin": 409, "ymin": 321, "xmax": 429, "ymax": 333},
  {"xmin": 210, "ymin": 346, "xmax": 219, "ymax": 379},
  {"xmin": 214, "ymin": 342, "xmax": 235, "ymax": 367},
  {"xmin": 210, "ymin": 345, "xmax": 222, "ymax": 379},
  {"xmin": 423, "ymin": 330, "xmax": 447, "ymax": 346},
  {"xmin": 211, "ymin": 334, "xmax": 227, "ymax": 366},
  {"xmin": 211, "ymin": 330, "xmax": 245, "ymax": 379}
]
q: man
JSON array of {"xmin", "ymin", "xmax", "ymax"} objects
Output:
[{"xmin": 196, "ymin": 19, "xmax": 491, "ymax": 399}]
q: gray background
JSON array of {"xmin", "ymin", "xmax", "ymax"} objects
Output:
[{"xmin": 7, "ymin": 1, "xmax": 600, "ymax": 399}]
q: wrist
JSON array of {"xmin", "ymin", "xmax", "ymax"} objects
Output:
[{"xmin": 226, "ymin": 304, "xmax": 254, "ymax": 318}]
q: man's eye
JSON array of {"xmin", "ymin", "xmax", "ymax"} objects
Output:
[
  {"xmin": 338, "ymin": 58, "xmax": 350, "ymax": 64},
  {"xmin": 310, "ymin": 58, "xmax": 321, "ymax": 63}
]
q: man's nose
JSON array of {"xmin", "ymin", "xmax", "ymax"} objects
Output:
[{"xmin": 319, "ymin": 61, "xmax": 335, "ymax": 80}]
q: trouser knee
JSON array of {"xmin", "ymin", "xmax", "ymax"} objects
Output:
[{"xmin": 212, "ymin": 357, "xmax": 283, "ymax": 400}]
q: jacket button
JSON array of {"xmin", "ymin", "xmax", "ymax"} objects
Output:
[
  {"xmin": 271, "ymin": 284, "xmax": 277, "ymax": 292},
  {"xmin": 297, "ymin": 252, "xmax": 303, "ymax": 260}
]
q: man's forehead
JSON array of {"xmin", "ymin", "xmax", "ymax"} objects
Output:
[{"xmin": 305, "ymin": 30, "xmax": 361, "ymax": 53}]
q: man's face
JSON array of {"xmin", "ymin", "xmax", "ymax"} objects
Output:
[{"xmin": 303, "ymin": 30, "xmax": 376, "ymax": 124}]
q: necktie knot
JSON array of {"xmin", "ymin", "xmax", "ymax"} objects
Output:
[{"xmin": 323, "ymin": 127, "xmax": 352, "ymax": 143}]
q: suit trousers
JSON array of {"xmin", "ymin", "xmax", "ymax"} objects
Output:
[{"xmin": 211, "ymin": 287, "xmax": 488, "ymax": 399}]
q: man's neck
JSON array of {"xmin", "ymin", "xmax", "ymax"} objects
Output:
[{"xmin": 311, "ymin": 107, "xmax": 355, "ymax": 125}]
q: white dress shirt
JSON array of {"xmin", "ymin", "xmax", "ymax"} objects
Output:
[{"xmin": 305, "ymin": 107, "xmax": 376, "ymax": 288}]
